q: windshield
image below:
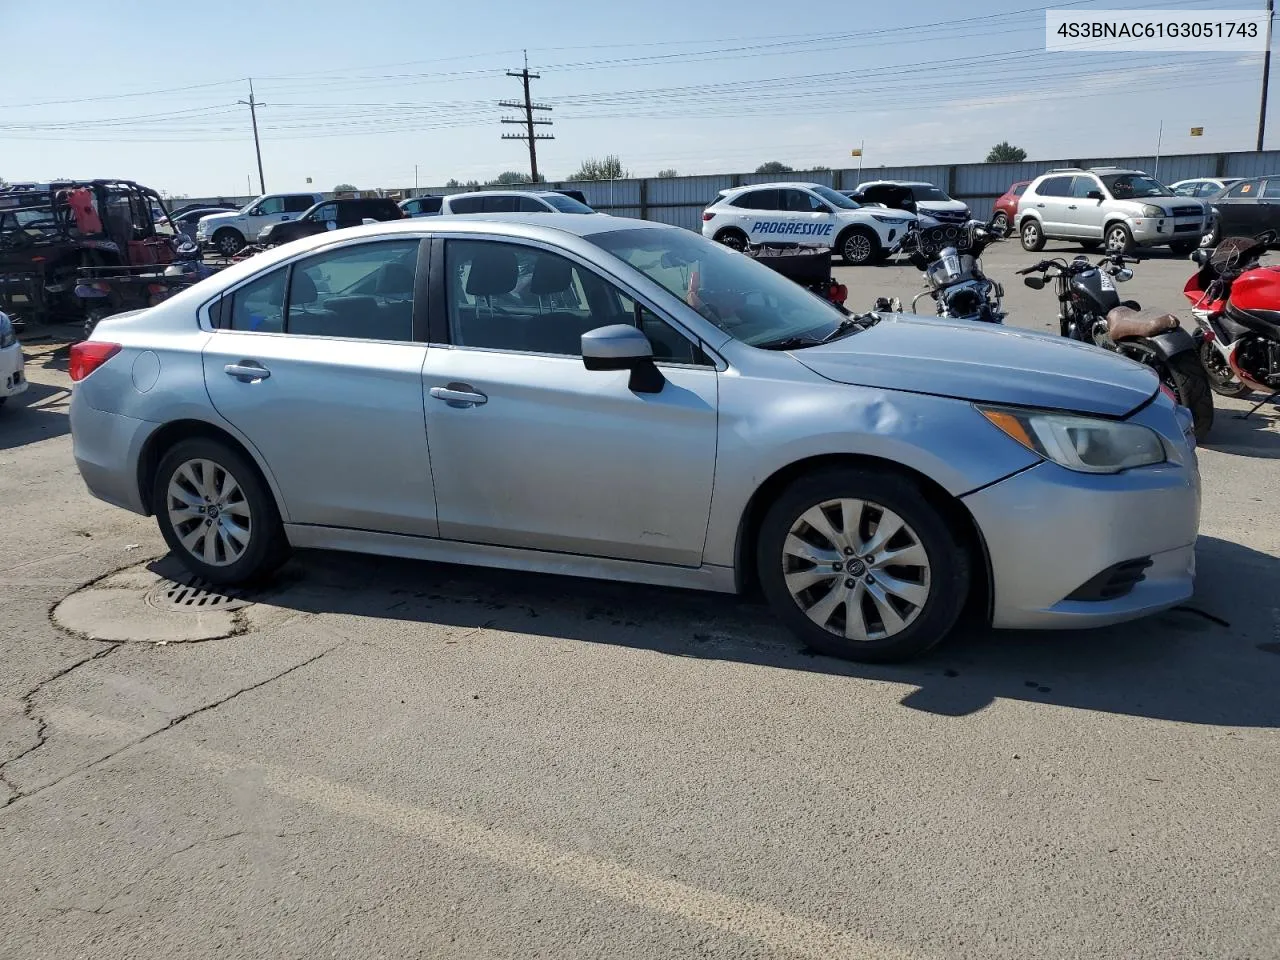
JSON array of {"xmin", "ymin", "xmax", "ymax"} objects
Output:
[
  {"xmin": 589, "ymin": 227, "xmax": 849, "ymax": 348},
  {"xmin": 810, "ymin": 185, "xmax": 859, "ymax": 209},
  {"xmin": 543, "ymin": 194, "xmax": 595, "ymax": 214},
  {"xmin": 1101, "ymin": 173, "xmax": 1171, "ymax": 199},
  {"xmin": 0, "ymin": 195, "xmax": 61, "ymax": 240},
  {"xmin": 912, "ymin": 185, "xmax": 952, "ymax": 202}
]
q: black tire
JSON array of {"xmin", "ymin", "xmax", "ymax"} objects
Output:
[
  {"xmin": 1080, "ymin": 240, "xmax": 1102, "ymax": 252},
  {"xmin": 1166, "ymin": 350, "xmax": 1215, "ymax": 440},
  {"xmin": 712, "ymin": 228, "xmax": 748, "ymax": 252},
  {"xmin": 1199, "ymin": 339, "xmax": 1252, "ymax": 398},
  {"xmin": 213, "ymin": 228, "xmax": 245, "ymax": 257},
  {"xmin": 1169, "ymin": 239, "xmax": 1199, "ymax": 256},
  {"xmin": 152, "ymin": 437, "xmax": 290, "ymax": 585},
  {"xmin": 1201, "ymin": 222, "xmax": 1220, "ymax": 248},
  {"xmin": 991, "ymin": 212, "xmax": 1009, "ymax": 236},
  {"xmin": 756, "ymin": 467, "xmax": 971, "ymax": 663},
  {"xmin": 839, "ymin": 226, "xmax": 882, "ymax": 266},
  {"xmin": 1020, "ymin": 218, "xmax": 1045, "ymax": 252},
  {"xmin": 1105, "ymin": 222, "xmax": 1135, "ymax": 254}
]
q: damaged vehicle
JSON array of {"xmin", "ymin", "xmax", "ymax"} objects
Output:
[{"xmin": 69, "ymin": 214, "xmax": 1200, "ymax": 663}]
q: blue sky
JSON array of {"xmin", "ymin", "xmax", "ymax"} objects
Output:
[{"xmin": 0, "ymin": 0, "xmax": 1273, "ymax": 196}]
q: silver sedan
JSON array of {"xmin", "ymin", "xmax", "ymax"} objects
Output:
[{"xmin": 68, "ymin": 214, "xmax": 1200, "ymax": 662}]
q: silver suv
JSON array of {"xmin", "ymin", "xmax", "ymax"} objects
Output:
[{"xmin": 1017, "ymin": 167, "xmax": 1211, "ymax": 255}]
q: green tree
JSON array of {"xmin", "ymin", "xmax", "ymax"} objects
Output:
[
  {"xmin": 445, "ymin": 178, "xmax": 462, "ymax": 188},
  {"xmin": 334, "ymin": 183, "xmax": 357, "ymax": 192},
  {"xmin": 985, "ymin": 142, "xmax": 1027, "ymax": 163},
  {"xmin": 571, "ymin": 155, "xmax": 629, "ymax": 181},
  {"xmin": 807, "ymin": 165, "xmax": 831, "ymax": 172},
  {"xmin": 464, "ymin": 179, "xmax": 481, "ymax": 189},
  {"xmin": 656, "ymin": 168, "xmax": 679, "ymax": 178},
  {"xmin": 754, "ymin": 161, "xmax": 794, "ymax": 175},
  {"xmin": 489, "ymin": 170, "xmax": 544, "ymax": 185}
]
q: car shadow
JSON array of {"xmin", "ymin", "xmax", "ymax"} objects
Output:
[
  {"xmin": 0, "ymin": 378, "xmax": 71, "ymax": 449},
  {"xmin": 150, "ymin": 533, "xmax": 1279, "ymax": 729}
]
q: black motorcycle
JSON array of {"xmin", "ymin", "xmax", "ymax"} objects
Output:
[
  {"xmin": 1018, "ymin": 253, "xmax": 1214, "ymax": 440},
  {"xmin": 902, "ymin": 219, "xmax": 1006, "ymax": 323}
]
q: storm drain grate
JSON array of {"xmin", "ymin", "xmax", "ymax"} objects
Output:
[{"xmin": 145, "ymin": 577, "xmax": 250, "ymax": 613}]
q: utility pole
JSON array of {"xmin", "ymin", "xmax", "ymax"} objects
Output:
[
  {"xmin": 238, "ymin": 79, "xmax": 266, "ymax": 194},
  {"xmin": 1259, "ymin": 0, "xmax": 1274, "ymax": 151},
  {"xmin": 500, "ymin": 51, "xmax": 553, "ymax": 182}
]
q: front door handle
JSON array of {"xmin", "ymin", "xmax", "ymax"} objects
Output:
[
  {"xmin": 430, "ymin": 384, "xmax": 488, "ymax": 408},
  {"xmin": 1036, "ymin": 203, "xmax": 1046, "ymax": 208},
  {"xmin": 225, "ymin": 361, "xmax": 270, "ymax": 382}
]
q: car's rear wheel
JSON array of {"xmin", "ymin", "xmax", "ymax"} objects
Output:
[
  {"xmin": 990, "ymin": 211, "xmax": 1009, "ymax": 236},
  {"xmin": 712, "ymin": 228, "xmax": 748, "ymax": 251},
  {"xmin": 1020, "ymin": 219, "xmax": 1045, "ymax": 252},
  {"xmin": 213, "ymin": 228, "xmax": 245, "ymax": 257},
  {"xmin": 757, "ymin": 467, "xmax": 970, "ymax": 662},
  {"xmin": 153, "ymin": 438, "xmax": 289, "ymax": 585},
  {"xmin": 839, "ymin": 227, "xmax": 881, "ymax": 265}
]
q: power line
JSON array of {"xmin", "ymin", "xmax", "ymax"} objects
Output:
[{"xmin": 500, "ymin": 51, "xmax": 553, "ymax": 182}]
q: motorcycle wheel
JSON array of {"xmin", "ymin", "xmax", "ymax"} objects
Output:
[{"xmin": 1198, "ymin": 340, "xmax": 1252, "ymax": 398}]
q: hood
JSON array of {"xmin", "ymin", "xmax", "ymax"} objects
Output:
[
  {"xmin": 197, "ymin": 210, "xmax": 241, "ymax": 227},
  {"xmin": 1149, "ymin": 197, "xmax": 1205, "ymax": 213},
  {"xmin": 844, "ymin": 208, "xmax": 916, "ymax": 223},
  {"xmin": 793, "ymin": 314, "xmax": 1158, "ymax": 417},
  {"xmin": 917, "ymin": 199, "xmax": 970, "ymax": 214}
]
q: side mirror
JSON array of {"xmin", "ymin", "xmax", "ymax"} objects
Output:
[
  {"xmin": 581, "ymin": 324, "xmax": 664, "ymax": 393},
  {"xmin": 249, "ymin": 208, "xmax": 263, "ymax": 216},
  {"xmin": 1087, "ymin": 190, "xmax": 1104, "ymax": 201},
  {"xmin": 1023, "ymin": 276, "xmax": 1046, "ymax": 290}
]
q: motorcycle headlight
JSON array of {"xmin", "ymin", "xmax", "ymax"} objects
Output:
[
  {"xmin": 1140, "ymin": 204, "xmax": 1165, "ymax": 218},
  {"xmin": 871, "ymin": 214, "xmax": 908, "ymax": 224},
  {"xmin": 977, "ymin": 405, "xmax": 1166, "ymax": 473},
  {"xmin": 0, "ymin": 310, "xmax": 15, "ymax": 349}
]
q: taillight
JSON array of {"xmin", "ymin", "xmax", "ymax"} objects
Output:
[
  {"xmin": 701, "ymin": 211, "xmax": 715, "ymax": 221},
  {"xmin": 69, "ymin": 342, "xmax": 121, "ymax": 382}
]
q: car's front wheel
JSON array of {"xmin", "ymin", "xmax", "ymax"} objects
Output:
[
  {"xmin": 153, "ymin": 437, "xmax": 289, "ymax": 585},
  {"xmin": 757, "ymin": 467, "xmax": 970, "ymax": 662},
  {"xmin": 1105, "ymin": 223, "xmax": 1135, "ymax": 254},
  {"xmin": 1020, "ymin": 219, "xmax": 1045, "ymax": 252},
  {"xmin": 839, "ymin": 227, "xmax": 881, "ymax": 265},
  {"xmin": 213, "ymin": 228, "xmax": 245, "ymax": 257}
]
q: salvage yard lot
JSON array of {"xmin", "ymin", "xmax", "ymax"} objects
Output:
[{"xmin": 2, "ymin": 240, "xmax": 1279, "ymax": 960}]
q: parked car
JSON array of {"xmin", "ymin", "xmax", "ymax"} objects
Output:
[
  {"xmin": 0, "ymin": 308, "xmax": 26, "ymax": 407},
  {"xmin": 1202, "ymin": 176, "xmax": 1280, "ymax": 246},
  {"xmin": 1169, "ymin": 177, "xmax": 1242, "ymax": 199},
  {"xmin": 1017, "ymin": 167, "xmax": 1210, "ymax": 254},
  {"xmin": 170, "ymin": 201, "xmax": 239, "ymax": 219},
  {"xmin": 853, "ymin": 181, "xmax": 971, "ymax": 224},
  {"xmin": 258, "ymin": 197, "xmax": 404, "ymax": 247},
  {"xmin": 400, "ymin": 195, "xmax": 443, "ymax": 218},
  {"xmin": 69, "ymin": 214, "xmax": 1199, "ymax": 663},
  {"xmin": 171, "ymin": 207, "xmax": 239, "ymax": 241},
  {"xmin": 992, "ymin": 180, "xmax": 1031, "ymax": 235},
  {"xmin": 702, "ymin": 182, "xmax": 914, "ymax": 265},
  {"xmin": 195, "ymin": 192, "xmax": 325, "ymax": 256},
  {"xmin": 440, "ymin": 190, "xmax": 596, "ymax": 215}
]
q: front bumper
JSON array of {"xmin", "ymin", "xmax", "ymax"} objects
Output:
[
  {"xmin": 1128, "ymin": 214, "xmax": 1209, "ymax": 246},
  {"xmin": 963, "ymin": 448, "xmax": 1200, "ymax": 630},
  {"xmin": 70, "ymin": 395, "xmax": 158, "ymax": 514},
  {"xmin": 0, "ymin": 341, "xmax": 27, "ymax": 398}
]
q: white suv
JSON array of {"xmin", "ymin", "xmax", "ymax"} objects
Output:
[
  {"xmin": 701, "ymin": 182, "xmax": 915, "ymax": 265},
  {"xmin": 195, "ymin": 192, "xmax": 324, "ymax": 256},
  {"xmin": 1016, "ymin": 168, "xmax": 1210, "ymax": 255}
]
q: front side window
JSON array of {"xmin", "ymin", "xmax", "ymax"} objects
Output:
[
  {"xmin": 1012, "ymin": 183, "xmax": 1028, "ymax": 196},
  {"xmin": 256, "ymin": 197, "xmax": 286, "ymax": 215},
  {"xmin": 543, "ymin": 193, "xmax": 594, "ymax": 213},
  {"xmin": 1262, "ymin": 179, "xmax": 1280, "ymax": 200},
  {"xmin": 809, "ymin": 185, "xmax": 859, "ymax": 209},
  {"xmin": 309, "ymin": 203, "xmax": 337, "ymax": 222},
  {"xmin": 911, "ymin": 184, "xmax": 951, "ymax": 202},
  {"xmin": 1070, "ymin": 177, "xmax": 1101, "ymax": 199},
  {"xmin": 589, "ymin": 227, "xmax": 850, "ymax": 349},
  {"xmin": 445, "ymin": 239, "xmax": 700, "ymax": 362},
  {"xmin": 287, "ymin": 240, "xmax": 418, "ymax": 341},
  {"xmin": 1172, "ymin": 182, "xmax": 1200, "ymax": 197},
  {"xmin": 516, "ymin": 196, "xmax": 549, "ymax": 212},
  {"xmin": 780, "ymin": 189, "xmax": 828, "ymax": 213}
]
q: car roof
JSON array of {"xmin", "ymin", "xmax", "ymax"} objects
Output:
[
  {"xmin": 857, "ymin": 180, "xmax": 933, "ymax": 188},
  {"xmin": 445, "ymin": 189, "xmax": 561, "ymax": 201},
  {"xmin": 718, "ymin": 181, "xmax": 826, "ymax": 197}
]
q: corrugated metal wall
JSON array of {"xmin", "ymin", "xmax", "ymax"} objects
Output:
[{"xmin": 175, "ymin": 149, "xmax": 1280, "ymax": 231}]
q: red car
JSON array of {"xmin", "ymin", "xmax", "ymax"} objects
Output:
[{"xmin": 992, "ymin": 180, "xmax": 1031, "ymax": 236}]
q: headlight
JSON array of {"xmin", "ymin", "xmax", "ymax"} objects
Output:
[
  {"xmin": 0, "ymin": 310, "xmax": 15, "ymax": 349},
  {"xmin": 978, "ymin": 405, "xmax": 1166, "ymax": 473},
  {"xmin": 871, "ymin": 214, "xmax": 907, "ymax": 224},
  {"xmin": 1140, "ymin": 204, "xmax": 1165, "ymax": 218}
]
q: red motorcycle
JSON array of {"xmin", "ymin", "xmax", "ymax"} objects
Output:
[{"xmin": 1183, "ymin": 232, "xmax": 1280, "ymax": 413}]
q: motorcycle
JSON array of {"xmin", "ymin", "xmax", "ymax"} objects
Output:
[
  {"xmin": 1019, "ymin": 252, "xmax": 1214, "ymax": 440},
  {"xmin": 902, "ymin": 219, "xmax": 1006, "ymax": 323},
  {"xmin": 1182, "ymin": 231, "xmax": 1280, "ymax": 413}
]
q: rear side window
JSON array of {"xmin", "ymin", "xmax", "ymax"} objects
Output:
[
  {"xmin": 223, "ymin": 268, "xmax": 287, "ymax": 333},
  {"xmin": 448, "ymin": 196, "xmax": 484, "ymax": 214},
  {"xmin": 419, "ymin": 197, "xmax": 442, "ymax": 213},
  {"xmin": 482, "ymin": 195, "xmax": 519, "ymax": 213},
  {"xmin": 1226, "ymin": 181, "xmax": 1257, "ymax": 198},
  {"xmin": 284, "ymin": 195, "xmax": 316, "ymax": 213},
  {"xmin": 1262, "ymin": 180, "xmax": 1280, "ymax": 200},
  {"xmin": 1012, "ymin": 183, "xmax": 1028, "ymax": 196},
  {"xmin": 730, "ymin": 190, "xmax": 778, "ymax": 210},
  {"xmin": 1036, "ymin": 177, "xmax": 1072, "ymax": 197},
  {"xmin": 287, "ymin": 240, "xmax": 419, "ymax": 341}
]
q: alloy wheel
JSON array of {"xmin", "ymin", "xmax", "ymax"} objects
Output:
[
  {"xmin": 166, "ymin": 458, "xmax": 253, "ymax": 567},
  {"xmin": 216, "ymin": 233, "xmax": 242, "ymax": 257},
  {"xmin": 844, "ymin": 233, "xmax": 872, "ymax": 264},
  {"xmin": 781, "ymin": 497, "xmax": 931, "ymax": 642},
  {"xmin": 992, "ymin": 212, "xmax": 1008, "ymax": 235},
  {"xmin": 1106, "ymin": 226, "xmax": 1129, "ymax": 252}
]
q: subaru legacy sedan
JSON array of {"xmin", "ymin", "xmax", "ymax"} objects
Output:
[{"xmin": 69, "ymin": 215, "xmax": 1200, "ymax": 662}]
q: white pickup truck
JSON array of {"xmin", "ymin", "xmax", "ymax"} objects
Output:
[{"xmin": 194, "ymin": 192, "xmax": 324, "ymax": 256}]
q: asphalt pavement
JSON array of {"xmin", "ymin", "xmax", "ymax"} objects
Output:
[{"xmin": 1, "ymin": 241, "xmax": 1278, "ymax": 960}]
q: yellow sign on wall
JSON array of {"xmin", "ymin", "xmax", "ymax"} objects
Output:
[
  {"xmin": 851, "ymin": 148, "xmax": 863, "ymax": 157},
  {"xmin": 1190, "ymin": 127, "xmax": 1204, "ymax": 136}
]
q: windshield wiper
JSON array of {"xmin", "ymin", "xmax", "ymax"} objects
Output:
[
  {"xmin": 755, "ymin": 335, "xmax": 826, "ymax": 350},
  {"xmin": 818, "ymin": 316, "xmax": 863, "ymax": 343}
]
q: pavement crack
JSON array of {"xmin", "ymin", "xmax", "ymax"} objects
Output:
[
  {"xmin": 0, "ymin": 642, "xmax": 123, "ymax": 803},
  {"xmin": 1, "ymin": 644, "xmax": 340, "ymax": 811}
]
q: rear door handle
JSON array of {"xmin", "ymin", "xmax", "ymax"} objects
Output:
[
  {"xmin": 1067, "ymin": 204, "xmax": 1078, "ymax": 209},
  {"xmin": 224, "ymin": 361, "xmax": 270, "ymax": 382},
  {"xmin": 430, "ymin": 384, "xmax": 488, "ymax": 407},
  {"xmin": 1036, "ymin": 203, "xmax": 1046, "ymax": 208}
]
